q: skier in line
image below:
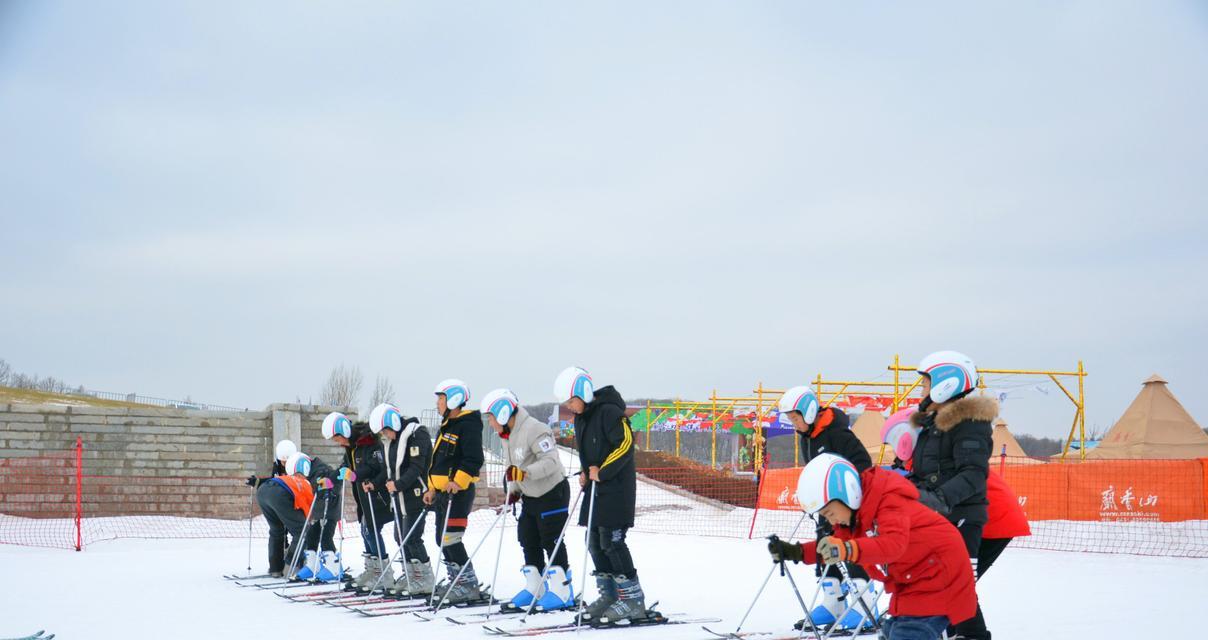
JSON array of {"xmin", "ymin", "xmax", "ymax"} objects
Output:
[
  {"xmin": 776, "ymin": 386, "xmax": 876, "ymax": 632},
  {"xmin": 481, "ymin": 388, "xmax": 575, "ymax": 612},
  {"xmin": 366, "ymin": 403, "xmax": 438, "ymax": 598},
  {"xmin": 245, "ymin": 434, "xmax": 299, "ymax": 574},
  {"xmin": 321, "ymin": 412, "xmax": 392, "ymax": 591},
  {"xmin": 767, "ymin": 453, "xmax": 978, "ymax": 640},
  {"xmin": 881, "ymin": 406, "xmax": 1031, "ymax": 584},
  {"xmin": 907, "ymin": 351, "xmax": 995, "ymax": 640},
  {"xmin": 253, "ymin": 444, "xmax": 310, "ymax": 578},
  {"xmin": 554, "ymin": 366, "xmax": 650, "ymax": 626},
  {"xmin": 422, "ymin": 379, "xmax": 485, "ymax": 604}
]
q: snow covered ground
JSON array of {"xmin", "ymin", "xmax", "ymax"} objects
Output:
[{"xmin": 1, "ymin": 519, "xmax": 1205, "ymax": 639}]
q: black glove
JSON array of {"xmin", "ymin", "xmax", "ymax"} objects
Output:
[
  {"xmin": 767, "ymin": 537, "xmax": 804, "ymax": 563},
  {"xmin": 815, "ymin": 519, "xmax": 834, "ymax": 539},
  {"xmin": 245, "ymin": 474, "xmax": 260, "ymax": 488},
  {"xmin": 917, "ymin": 488, "xmax": 950, "ymax": 515}
]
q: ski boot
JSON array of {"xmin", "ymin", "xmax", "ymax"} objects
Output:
[
  {"xmin": 579, "ymin": 571, "xmax": 616, "ymax": 622},
  {"xmin": 436, "ymin": 562, "xmax": 482, "ymax": 605},
  {"xmin": 345, "ymin": 554, "xmax": 373, "ymax": 591},
  {"xmin": 592, "ymin": 574, "xmax": 648, "ymax": 626},
  {"xmin": 837, "ymin": 579, "xmax": 879, "ymax": 632},
  {"xmin": 295, "ymin": 550, "xmax": 320, "ymax": 581},
  {"xmin": 388, "ymin": 559, "xmax": 435, "ymax": 598},
  {"xmin": 505, "ymin": 565, "xmax": 543, "ymax": 611},
  {"xmin": 358, "ymin": 556, "xmax": 391, "ymax": 593},
  {"xmin": 316, "ymin": 551, "xmax": 344, "ymax": 583},
  {"xmin": 535, "ymin": 566, "xmax": 575, "ymax": 612},
  {"xmin": 795, "ymin": 577, "xmax": 842, "ymax": 630}
]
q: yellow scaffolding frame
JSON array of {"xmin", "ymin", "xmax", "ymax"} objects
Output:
[{"xmin": 888, "ymin": 354, "xmax": 1088, "ymax": 461}]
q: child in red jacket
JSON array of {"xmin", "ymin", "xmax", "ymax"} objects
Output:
[{"xmin": 768, "ymin": 453, "xmax": 977, "ymax": 640}]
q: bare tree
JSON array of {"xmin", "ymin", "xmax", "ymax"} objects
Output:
[
  {"xmin": 320, "ymin": 364, "xmax": 364, "ymax": 409},
  {"xmin": 0, "ymin": 359, "xmax": 11, "ymax": 386},
  {"xmin": 369, "ymin": 375, "xmax": 395, "ymax": 408}
]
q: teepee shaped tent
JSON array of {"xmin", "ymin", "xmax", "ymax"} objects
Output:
[
  {"xmin": 990, "ymin": 417, "xmax": 1043, "ymax": 464},
  {"xmin": 850, "ymin": 411, "xmax": 891, "ymax": 464},
  {"xmin": 1085, "ymin": 374, "xmax": 1208, "ymax": 459}
]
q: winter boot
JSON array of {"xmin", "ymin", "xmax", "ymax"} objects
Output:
[
  {"xmin": 536, "ymin": 566, "xmax": 575, "ymax": 611},
  {"xmin": 437, "ymin": 562, "xmax": 482, "ymax": 605},
  {"xmin": 295, "ymin": 550, "xmax": 320, "ymax": 581},
  {"xmin": 837, "ymin": 579, "xmax": 879, "ymax": 631},
  {"xmin": 346, "ymin": 554, "xmax": 371, "ymax": 590},
  {"xmin": 316, "ymin": 551, "xmax": 344, "ymax": 583},
  {"xmin": 795, "ymin": 577, "xmax": 842, "ymax": 630},
  {"xmin": 508, "ymin": 565, "xmax": 543, "ymax": 610},
  {"xmin": 358, "ymin": 556, "xmax": 392, "ymax": 593},
  {"xmin": 593, "ymin": 574, "xmax": 647, "ymax": 626}
]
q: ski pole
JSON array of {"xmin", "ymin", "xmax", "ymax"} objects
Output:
[
  {"xmin": 337, "ymin": 475, "xmax": 346, "ymax": 572},
  {"xmin": 391, "ymin": 491, "xmax": 410, "ymax": 592},
  {"xmin": 283, "ymin": 489, "xmax": 321, "ymax": 584},
  {"xmin": 364, "ymin": 504, "xmax": 430, "ymax": 595},
  {"xmin": 485, "ymin": 477, "xmax": 511, "ymax": 623},
  {"xmin": 521, "ymin": 481, "xmax": 585, "ymax": 623},
  {"xmin": 429, "ymin": 491, "xmax": 455, "ymax": 607},
  {"xmin": 306, "ymin": 491, "xmax": 336, "ymax": 586},
  {"xmin": 834, "ymin": 561, "xmax": 881, "ymax": 635},
  {"xmin": 246, "ymin": 484, "xmax": 255, "ymax": 576},
  {"xmin": 365, "ymin": 486, "xmax": 383, "ymax": 592},
  {"xmin": 733, "ymin": 512, "xmax": 809, "ymax": 633},
  {"xmin": 778, "ymin": 551, "xmax": 826, "ymax": 640},
  {"xmin": 431, "ymin": 502, "xmax": 510, "ymax": 614},
  {"xmin": 573, "ymin": 481, "xmax": 597, "ymax": 634}
]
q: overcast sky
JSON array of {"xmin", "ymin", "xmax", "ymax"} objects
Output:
[{"xmin": 2, "ymin": 1, "xmax": 1205, "ymax": 439}]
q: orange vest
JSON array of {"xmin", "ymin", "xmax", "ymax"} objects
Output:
[{"xmin": 277, "ymin": 475, "xmax": 316, "ymax": 516}]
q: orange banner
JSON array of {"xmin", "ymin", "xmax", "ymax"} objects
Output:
[{"xmin": 757, "ymin": 459, "xmax": 1208, "ymax": 522}]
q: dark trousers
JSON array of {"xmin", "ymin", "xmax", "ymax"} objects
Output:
[
  {"xmin": 257, "ymin": 481, "xmax": 306, "ymax": 573},
  {"xmin": 587, "ymin": 526, "xmax": 636, "ymax": 578},
  {"xmin": 977, "ymin": 537, "xmax": 1011, "ymax": 580},
  {"xmin": 303, "ymin": 490, "xmax": 338, "ymax": 555},
  {"xmin": 882, "ymin": 615, "xmax": 949, "ymax": 640},
  {"xmin": 394, "ymin": 493, "xmax": 430, "ymax": 564},
  {"xmin": 951, "ymin": 519, "xmax": 989, "ymax": 640},
  {"xmin": 519, "ymin": 480, "xmax": 571, "ymax": 570},
  {"xmin": 434, "ymin": 484, "xmax": 476, "ymax": 565}
]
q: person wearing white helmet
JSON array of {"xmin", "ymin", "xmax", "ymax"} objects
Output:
[
  {"xmin": 908, "ymin": 351, "xmax": 996, "ymax": 640},
  {"xmin": 482, "ymin": 388, "xmax": 574, "ymax": 612},
  {"xmin": 554, "ymin": 366, "xmax": 650, "ymax": 626},
  {"xmin": 766, "ymin": 453, "xmax": 978, "ymax": 640},
  {"xmin": 244, "ymin": 439, "xmax": 299, "ymax": 575},
  {"xmin": 776, "ymin": 386, "xmax": 874, "ymax": 633},
  {"xmin": 244, "ymin": 439, "xmax": 297, "ymax": 489},
  {"xmin": 422, "ymin": 379, "xmax": 486, "ymax": 605},
  {"xmin": 287, "ymin": 451, "xmax": 345, "ymax": 582},
  {"xmin": 253, "ymin": 447, "xmax": 313, "ymax": 578},
  {"xmin": 321, "ymin": 411, "xmax": 392, "ymax": 593},
  {"xmin": 366, "ymin": 403, "xmax": 437, "ymax": 598}
]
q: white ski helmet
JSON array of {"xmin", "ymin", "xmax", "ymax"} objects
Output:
[
  {"xmin": 917, "ymin": 350, "xmax": 978, "ymax": 404},
  {"xmin": 368, "ymin": 403, "xmax": 403, "ymax": 434},
  {"xmin": 285, "ymin": 452, "xmax": 313, "ymax": 477},
  {"xmin": 321, "ymin": 411, "xmax": 352, "ymax": 440},
  {"xmin": 553, "ymin": 366, "xmax": 594, "ymax": 404},
  {"xmin": 434, "ymin": 379, "xmax": 470, "ymax": 410},
  {"xmin": 481, "ymin": 388, "xmax": 520, "ymax": 425},
  {"xmin": 796, "ymin": 453, "xmax": 862, "ymax": 514},
  {"xmin": 275, "ymin": 439, "xmax": 298, "ymax": 462},
  {"xmin": 777, "ymin": 385, "xmax": 820, "ymax": 425}
]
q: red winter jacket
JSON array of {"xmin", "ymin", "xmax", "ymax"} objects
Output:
[
  {"xmin": 982, "ymin": 469, "xmax": 1031, "ymax": 539},
  {"xmin": 800, "ymin": 467, "xmax": 977, "ymax": 626}
]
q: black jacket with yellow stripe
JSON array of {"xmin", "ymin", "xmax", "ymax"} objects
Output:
[
  {"xmin": 574, "ymin": 385, "xmax": 636, "ymax": 528},
  {"xmin": 428, "ymin": 409, "xmax": 484, "ymax": 492}
]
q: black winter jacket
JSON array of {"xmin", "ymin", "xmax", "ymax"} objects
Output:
[
  {"xmin": 384, "ymin": 418, "xmax": 433, "ymax": 513},
  {"xmin": 343, "ymin": 424, "xmax": 392, "ymax": 523},
  {"xmin": 305, "ymin": 456, "xmax": 342, "ymax": 520},
  {"xmin": 575, "ymin": 385, "xmax": 636, "ymax": 529},
  {"xmin": 796, "ymin": 407, "xmax": 873, "ymax": 472},
  {"xmin": 909, "ymin": 395, "xmax": 997, "ymax": 525},
  {"xmin": 428, "ymin": 410, "xmax": 484, "ymax": 491}
]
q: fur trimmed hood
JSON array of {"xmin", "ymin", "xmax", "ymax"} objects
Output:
[{"xmin": 912, "ymin": 395, "xmax": 999, "ymax": 432}]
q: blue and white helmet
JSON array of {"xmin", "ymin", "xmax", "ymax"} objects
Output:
[
  {"xmin": 368, "ymin": 403, "xmax": 403, "ymax": 434},
  {"xmin": 917, "ymin": 351, "xmax": 978, "ymax": 404},
  {"xmin": 796, "ymin": 453, "xmax": 863, "ymax": 513},
  {"xmin": 777, "ymin": 385, "xmax": 820, "ymax": 425},
  {"xmin": 321, "ymin": 412, "xmax": 352, "ymax": 440},
  {"xmin": 434, "ymin": 379, "xmax": 470, "ymax": 410},
  {"xmin": 481, "ymin": 388, "xmax": 519, "ymax": 425},
  {"xmin": 554, "ymin": 366, "xmax": 594, "ymax": 404},
  {"xmin": 285, "ymin": 452, "xmax": 313, "ymax": 477}
]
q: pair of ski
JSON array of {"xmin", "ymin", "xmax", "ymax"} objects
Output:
[
  {"xmin": 1, "ymin": 632, "xmax": 54, "ymax": 640},
  {"xmin": 484, "ymin": 609, "xmax": 722, "ymax": 637},
  {"xmin": 350, "ymin": 592, "xmax": 498, "ymax": 618},
  {"xmin": 701, "ymin": 625, "xmax": 877, "ymax": 640}
]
